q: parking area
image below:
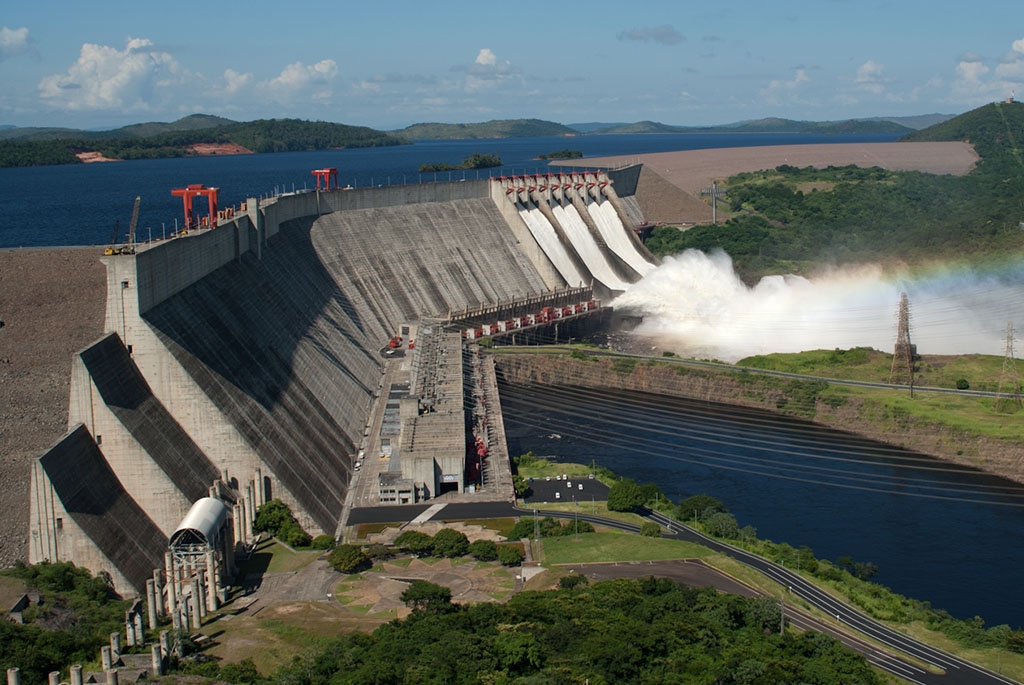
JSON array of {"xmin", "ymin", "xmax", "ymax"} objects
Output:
[{"xmin": 523, "ymin": 474, "xmax": 609, "ymax": 506}]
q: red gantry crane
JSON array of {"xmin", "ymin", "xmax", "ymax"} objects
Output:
[{"xmin": 171, "ymin": 184, "xmax": 219, "ymax": 234}]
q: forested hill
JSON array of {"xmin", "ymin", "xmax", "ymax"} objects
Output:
[
  {"xmin": 0, "ymin": 117, "xmax": 408, "ymax": 167},
  {"xmin": 396, "ymin": 119, "xmax": 577, "ymax": 139},
  {"xmin": 901, "ymin": 100, "xmax": 1024, "ymax": 168},
  {"xmin": 646, "ymin": 100, "xmax": 1024, "ymax": 280}
]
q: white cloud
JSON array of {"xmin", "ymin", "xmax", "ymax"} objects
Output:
[
  {"xmin": 760, "ymin": 67, "xmax": 810, "ymax": 105},
  {"xmin": 260, "ymin": 59, "xmax": 338, "ymax": 102},
  {"xmin": 475, "ymin": 48, "xmax": 496, "ymax": 66},
  {"xmin": 451, "ymin": 49, "xmax": 521, "ymax": 92},
  {"xmin": 221, "ymin": 68, "xmax": 253, "ymax": 95},
  {"xmin": 38, "ymin": 37, "xmax": 188, "ymax": 112},
  {"xmin": 854, "ymin": 60, "xmax": 887, "ymax": 95},
  {"xmin": 0, "ymin": 26, "xmax": 30, "ymax": 61},
  {"xmin": 1013, "ymin": 37, "xmax": 1024, "ymax": 53}
]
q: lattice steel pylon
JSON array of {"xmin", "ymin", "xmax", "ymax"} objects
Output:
[
  {"xmin": 995, "ymin": 322, "xmax": 1022, "ymax": 412},
  {"xmin": 889, "ymin": 292, "xmax": 915, "ymax": 393}
]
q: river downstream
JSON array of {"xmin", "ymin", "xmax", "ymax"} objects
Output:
[{"xmin": 498, "ymin": 380, "xmax": 1024, "ymax": 629}]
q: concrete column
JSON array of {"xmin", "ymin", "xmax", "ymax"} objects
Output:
[
  {"xmin": 150, "ymin": 644, "xmax": 164, "ymax": 677},
  {"xmin": 124, "ymin": 620, "xmax": 135, "ymax": 648},
  {"xmin": 101, "ymin": 646, "xmax": 113, "ymax": 671},
  {"xmin": 133, "ymin": 610, "xmax": 144, "ymax": 645},
  {"xmin": 70, "ymin": 665, "xmax": 83, "ymax": 685},
  {"xmin": 169, "ymin": 585, "xmax": 180, "ymax": 632},
  {"xmin": 244, "ymin": 485, "xmax": 255, "ymax": 538},
  {"xmin": 254, "ymin": 468, "xmax": 264, "ymax": 507},
  {"xmin": 159, "ymin": 630, "xmax": 171, "ymax": 658},
  {"xmin": 196, "ymin": 571, "xmax": 207, "ymax": 620},
  {"xmin": 232, "ymin": 503, "xmax": 243, "ymax": 544},
  {"xmin": 205, "ymin": 550, "xmax": 219, "ymax": 612},
  {"xmin": 5, "ymin": 668, "xmax": 19, "ymax": 685},
  {"xmin": 190, "ymin": 580, "xmax": 202, "ymax": 629},
  {"xmin": 164, "ymin": 552, "xmax": 177, "ymax": 616},
  {"xmin": 109, "ymin": 632, "xmax": 121, "ymax": 660},
  {"xmin": 152, "ymin": 568, "xmax": 164, "ymax": 621},
  {"xmin": 146, "ymin": 579, "xmax": 158, "ymax": 629},
  {"xmin": 105, "ymin": 669, "xmax": 118, "ymax": 685},
  {"xmin": 48, "ymin": 672, "xmax": 60, "ymax": 685}
]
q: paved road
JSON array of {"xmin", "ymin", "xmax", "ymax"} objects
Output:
[{"xmin": 344, "ymin": 501, "xmax": 1018, "ymax": 684}]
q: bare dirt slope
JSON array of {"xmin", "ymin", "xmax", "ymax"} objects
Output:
[
  {"xmin": 557, "ymin": 141, "xmax": 978, "ymax": 224},
  {"xmin": 0, "ymin": 248, "xmax": 107, "ymax": 567}
]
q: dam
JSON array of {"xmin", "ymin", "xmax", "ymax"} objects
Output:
[{"xmin": 26, "ymin": 169, "xmax": 655, "ymax": 595}]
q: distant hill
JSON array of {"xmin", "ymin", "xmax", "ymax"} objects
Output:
[
  {"xmin": 0, "ymin": 116, "xmax": 408, "ymax": 167},
  {"xmin": 868, "ymin": 113, "xmax": 955, "ymax": 130},
  {"xmin": 588, "ymin": 117, "xmax": 914, "ymax": 135},
  {"xmin": 115, "ymin": 114, "xmax": 237, "ymax": 138},
  {"xmin": 396, "ymin": 119, "xmax": 576, "ymax": 140}
]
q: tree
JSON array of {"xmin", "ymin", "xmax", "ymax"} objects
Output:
[
  {"xmin": 705, "ymin": 512, "xmax": 740, "ymax": 539},
  {"xmin": 497, "ymin": 544, "xmax": 524, "ymax": 566},
  {"xmin": 678, "ymin": 494, "xmax": 727, "ymax": 522},
  {"xmin": 252, "ymin": 498, "xmax": 312, "ymax": 548},
  {"xmin": 400, "ymin": 580, "xmax": 452, "ymax": 613},
  {"xmin": 328, "ymin": 544, "xmax": 370, "ymax": 574},
  {"xmin": 607, "ymin": 479, "xmax": 645, "ymax": 512},
  {"xmin": 431, "ymin": 528, "xmax": 470, "ymax": 558},
  {"xmin": 468, "ymin": 539, "xmax": 498, "ymax": 561},
  {"xmin": 393, "ymin": 530, "xmax": 434, "ymax": 555}
]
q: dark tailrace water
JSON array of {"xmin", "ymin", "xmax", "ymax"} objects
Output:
[{"xmin": 498, "ymin": 380, "xmax": 1024, "ymax": 629}]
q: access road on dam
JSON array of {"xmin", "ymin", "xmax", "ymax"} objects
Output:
[{"xmin": 347, "ymin": 501, "xmax": 1015, "ymax": 685}]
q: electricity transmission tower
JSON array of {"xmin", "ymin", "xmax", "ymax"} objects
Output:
[
  {"xmin": 995, "ymin": 322, "xmax": 1022, "ymax": 412},
  {"xmin": 889, "ymin": 292, "xmax": 916, "ymax": 394}
]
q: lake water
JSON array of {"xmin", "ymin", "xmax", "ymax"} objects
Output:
[
  {"xmin": 0, "ymin": 132, "xmax": 898, "ymax": 248},
  {"xmin": 5, "ymin": 131, "xmax": 1020, "ymax": 629}
]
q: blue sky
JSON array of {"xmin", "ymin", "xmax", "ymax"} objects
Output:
[{"xmin": 2, "ymin": 0, "xmax": 1022, "ymax": 130}]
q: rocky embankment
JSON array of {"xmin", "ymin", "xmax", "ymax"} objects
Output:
[{"xmin": 494, "ymin": 354, "xmax": 1024, "ymax": 485}]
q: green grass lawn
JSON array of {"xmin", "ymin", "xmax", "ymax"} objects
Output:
[{"xmin": 541, "ymin": 531, "xmax": 712, "ymax": 564}]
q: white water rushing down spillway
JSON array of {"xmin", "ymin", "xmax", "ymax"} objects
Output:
[{"xmin": 613, "ymin": 249, "xmax": 1024, "ymax": 362}]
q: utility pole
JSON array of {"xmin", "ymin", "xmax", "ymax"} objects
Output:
[
  {"xmin": 995, "ymin": 322, "xmax": 1022, "ymax": 412},
  {"xmin": 889, "ymin": 292, "xmax": 915, "ymax": 396}
]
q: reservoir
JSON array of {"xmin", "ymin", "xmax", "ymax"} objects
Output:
[{"xmin": 499, "ymin": 380, "xmax": 1024, "ymax": 629}]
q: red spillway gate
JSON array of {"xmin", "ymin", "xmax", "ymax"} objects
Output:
[{"xmin": 170, "ymin": 184, "xmax": 219, "ymax": 233}]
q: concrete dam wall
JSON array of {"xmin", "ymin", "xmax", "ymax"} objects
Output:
[{"xmin": 28, "ymin": 175, "xmax": 648, "ymax": 593}]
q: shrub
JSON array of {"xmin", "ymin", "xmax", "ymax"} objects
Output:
[
  {"xmin": 640, "ymin": 522, "xmax": 662, "ymax": 537},
  {"xmin": 432, "ymin": 528, "xmax": 470, "ymax": 558},
  {"xmin": 364, "ymin": 543, "xmax": 393, "ymax": 561},
  {"xmin": 328, "ymin": 544, "xmax": 370, "ymax": 574},
  {"xmin": 559, "ymin": 574, "xmax": 589, "ymax": 590},
  {"xmin": 394, "ymin": 530, "xmax": 434, "ymax": 555},
  {"xmin": 956, "ymin": 378, "xmax": 970, "ymax": 390},
  {"xmin": 468, "ymin": 539, "xmax": 498, "ymax": 561},
  {"xmin": 311, "ymin": 535, "xmax": 334, "ymax": 550},
  {"xmin": 498, "ymin": 544, "xmax": 524, "ymax": 566}
]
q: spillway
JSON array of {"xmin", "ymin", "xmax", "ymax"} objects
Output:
[
  {"xmin": 551, "ymin": 202, "xmax": 632, "ymax": 291},
  {"xmin": 517, "ymin": 203, "xmax": 587, "ymax": 287},
  {"xmin": 587, "ymin": 198, "xmax": 656, "ymax": 277}
]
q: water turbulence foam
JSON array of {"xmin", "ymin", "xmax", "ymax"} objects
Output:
[{"xmin": 613, "ymin": 250, "xmax": 1024, "ymax": 362}]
